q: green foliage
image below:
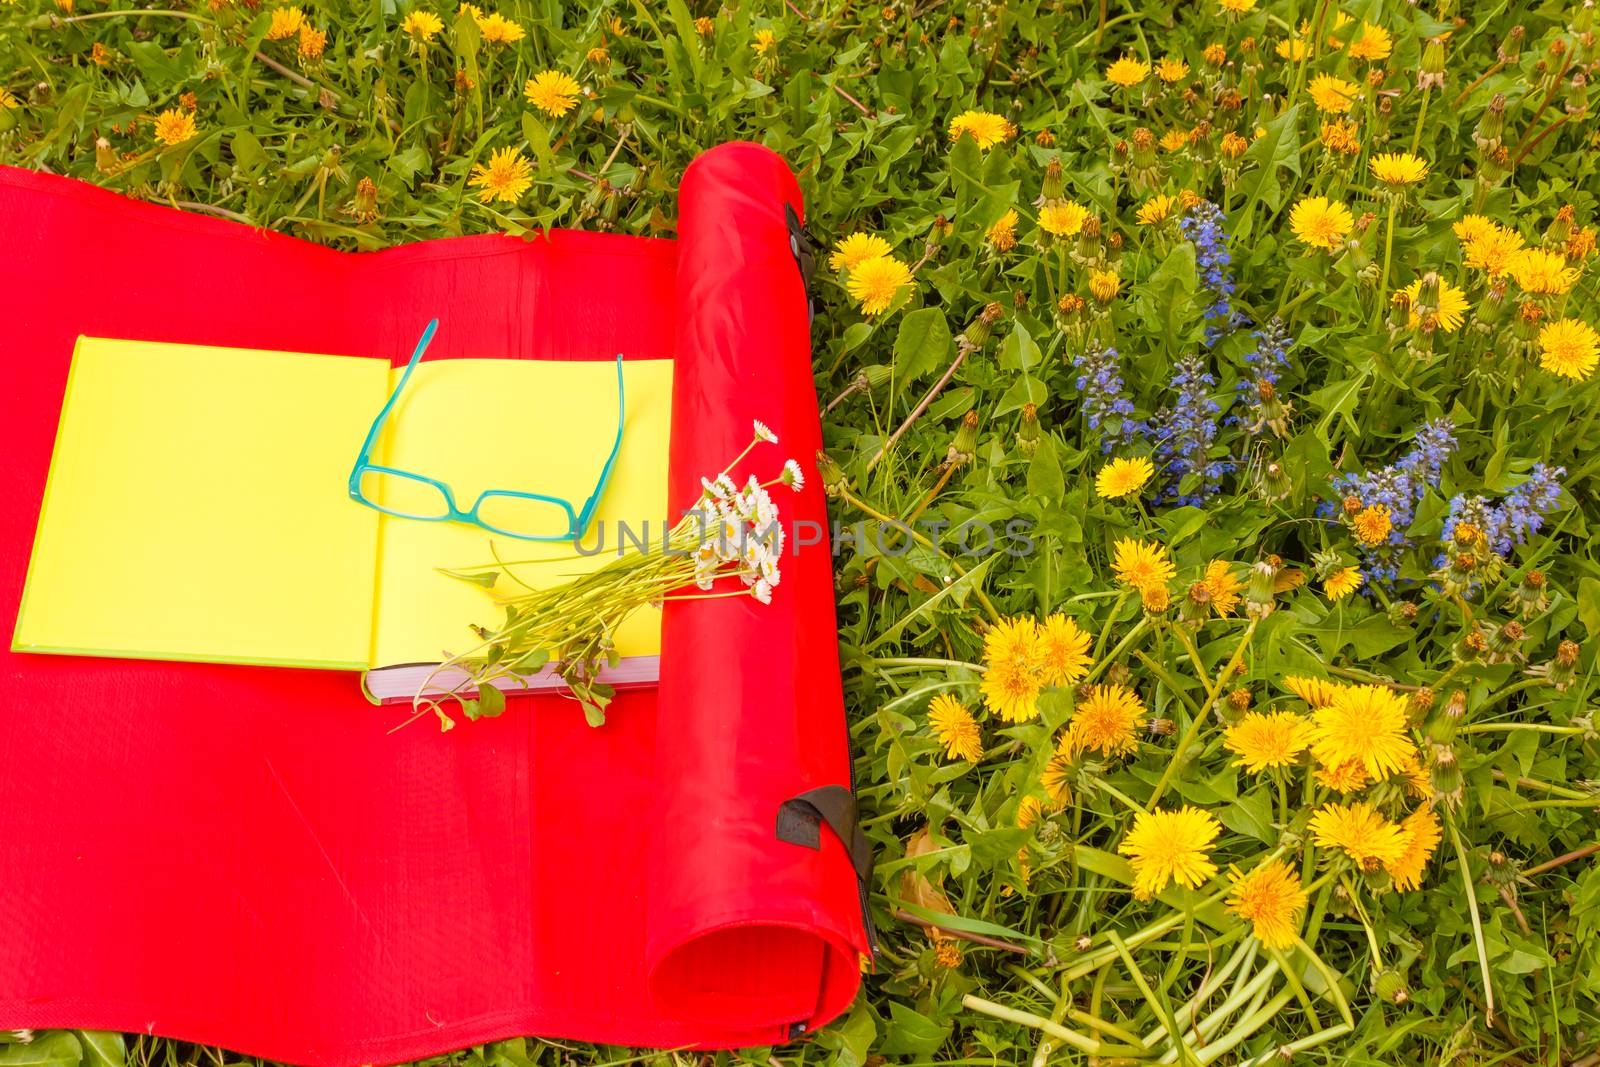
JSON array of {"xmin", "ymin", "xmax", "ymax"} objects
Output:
[{"xmin": 4, "ymin": 0, "xmax": 1600, "ymax": 1063}]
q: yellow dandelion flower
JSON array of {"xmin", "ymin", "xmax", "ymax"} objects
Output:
[
  {"xmin": 1288, "ymin": 196, "xmax": 1354, "ymax": 251},
  {"xmin": 846, "ymin": 255, "xmax": 913, "ymax": 316},
  {"xmin": 1118, "ymin": 806, "xmax": 1222, "ymax": 900},
  {"xmin": 1352, "ymin": 504, "xmax": 1392, "ymax": 545},
  {"xmin": 1462, "ymin": 225, "xmax": 1526, "ymax": 278},
  {"xmin": 458, "ymin": 2, "xmax": 482, "ymax": 19},
  {"xmin": 1310, "ymin": 801, "xmax": 1408, "ymax": 869},
  {"xmin": 1112, "ymin": 538, "xmax": 1176, "ymax": 594},
  {"xmin": 1452, "ymin": 214, "xmax": 1500, "ymax": 245},
  {"xmin": 1385, "ymin": 806, "xmax": 1442, "ymax": 891},
  {"xmin": 400, "ymin": 9, "xmax": 444, "ymax": 40},
  {"xmin": 928, "ymin": 694, "xmax": 983, "ymax": 762},
  {"xmin": 1393, "ymin": 747, "xmax": 1433, "ymax": 800},
  {"xmin": 0, "ymin": 88, "xmax": 19, "ymax": 109},
  {"xmin": 1095, "ymin": 456, "xmax": 1154, "ymax": 499},
  {"xmin": 983, "ymin": 662, "xmax": 1041, "ymax": 723},
  {"xmin": 694, "ymin": 15, "xmax": 714, "ymax": 34},
  {"xmin": 1323, "ymin": 566, "xmax": 1363, "ymax": 601},
  {"xmin": 1508, "ymin": 247, "xmax": 1580, "ymax": 295},
  {"xmin": 1038, "ymin": 614, "xmax": 1091, "ymax": 688},
  {"xmin": 1399, "ymin": 277, "xmax": 1469, "ymax": 333},
  {"xmin": 1228, "ymin": 860, "xmax": 1308, "ymax": 948},
  {"xmin": 296, "ymin": 24, "xmax": 326, "ymax": 58},
  {"xmin": 1017, "ymin": 795, "xmax": 1044, "ymax": 829},
  {"xmin": 1225, "ymin": 711, "xmax": 1311, "ymax": 773},
  {"xmin": 523, "ymin": 70, "xmax": 581, "ymax": 116},
  {"xmin": 752, "ymin": 28, "xmax": 776, "ymax": 54},
  {"xmin": 1276, "ymin": 38, "xmax": 1309, "ymax": 61},
  {"xmin": 151, "ymin": 108, "xmax": 197, "ymax": 146},
  {"xmin": 586, "ymin": 46, "xmax": 610, "ymax": 65},
  {"xmin": 1105, "ymin": 55, "xmax": 1150, "ymax": 88},
  {"xmin": 476, "ymin": 13, "xmax": 524, "ymax": 43},
  {"xmin": 947, "ymin": 110, "xmax": 1012, "ymax": 149},
  {"xmin": 1347, "ymin": 21, "xmax": 1393, "ymax": 61},
  {"xmin": 986, "ymin": 208, "xmax": 1019, "ymax": 251},
  {"xmin": 1067, "ymin": 684, "xmax": 1144, "ymax": 758},
  {"xmin": 1156, "ymin": 56, "xmax": 1189, "ymax": 82},
  {"xmin": 1315, "ymin": 759, "xmax": 1369, "ymax": 793},
  {"xmin": 1040, "ymin": 751, "xmax": 1073, "ymax": 807},
  {"xmin": 1370, "ymin": 152, "xmax": 1429, "ymax": 186},
  {"xmin": 828, "ymin": 232, "xmax": 893, "ymax": 272},
  {"xmin": 264, "ymin": 5, "xmax": 304, "ymax": 39},
  {"xmin": 1219, "ymin": 0, "xmax": 1255, "ymax": 11},
  {"xmin": 1159, "ymin": 128, "xmax": 1191, "ymax": 152},
  {"xmin": 1137, "ymin": 194, "xmax": 1176, "ymax": 225},
  {"xmin": 1283, "ymin": 675, "xmax": 1343, "ymax": 708},
  {"xmin": 1319, "ymin": 119, "xmax": 1361, "ymax": 155},
  {"xmin": 1310, "ymin": 684, "xmax": 1414, "ymax": 781},
  {"xmin": 1538, "ymin": 318, "xmax": 1600, "ymax": 381},
  {"xmin": 1307, "ymin": 74, "xmax": 1360, "ymax": 114},
  {"xmin": 981, "ymin": 616, "xmax": 1044, "ymax": 722},
  {"xmin": 469, "ymin": 146, "xmax": 533, "ymax": 204},
  {"xmin": 1038, "ymin": 200, "xmax": 1091, "ymax": 237},
  {"xmin": 1203, "ymin": 560, "xmax": 1243, "ymax": 615},
  {"xmin": 1089, "ymin": 269, "xmax": 1121, "ymax": 304}
]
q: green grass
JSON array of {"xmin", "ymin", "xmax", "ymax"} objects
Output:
[{"xmin": 4, "ymin": 0, "xmax": 1600, "ymax": 1063}]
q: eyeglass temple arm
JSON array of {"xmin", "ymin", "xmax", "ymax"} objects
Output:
[
  {"xmin": 575, "ymin": 352, "xmax": 626, "ymax": 534},
  {"xmin": 349, "ymin": 319, "xmax": 440, "ymax": 492}
]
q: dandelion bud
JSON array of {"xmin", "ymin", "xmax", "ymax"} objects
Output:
[
  {"xmin": 1388, "ymin": 599, "xmax": 1419, "ymax": 626},
  {"xmin": 1035, "ymin": 129, "xmax": 1056, "ymax": 147},
  {"xmin": 1546, "ymin": 204, "xmax": 1576, "ymax": 247},
  {"xmin": 1056, "ymin": 293, "xmax": 1085, "ymax": 328},
  {"xmin": 1220, "ymin": 131, "xmax": 1248, "ymax": 159},
  {"xmin": 1016, "ymin": 402, "xmax": 1040, "ymax": 456},
  {"xmin": 1105, "ymin": 662, "xmax": 1132, "ymax": 687},
  {"xmin": 1475, "ymin": 94, "xmax": 1506, "ymax": 151},
  {"xmin": 1204, "ymin": 42, "xmax": 1225, "ymax": 66},
  {"xmin": 1245, "ymin": 557, "xmax": 1278, "ymax": 620},
  {"xmin": 351, "ymin": 176, "xmax": 379, "ymax": 223},
  {"xmin": 1498, "ymin": 24, "xmax": 1524, "ymax": 61},
  {"xmin": 933, "ymin": 938, "xmax": 962, "ymax": 969},
  {"xmin": 961, "ymin": 302, "xmax": 1003, "ymax": 349},
  {"xmin": 1227, "ymin": 686, "xmax": 1251, "ymax": 713},
  {"xmin": 1074, "ymin": 933, "xmax": 1093, "ymax": 953},
  {"xmin": 1088, "ymin": 269, "xmax": 1120, "ymax": 305},
  {"xmin": 94, "ymin": 136, "xmax": 119, "ymax": 175},
  {"xmin": 1374, "ymin": 969, "xmax": 1409, "ymax": 1004},
  {"xmin": 1145, "ymin": 717, "xmax": 1175, "ymax": 737},
  {"xmin": 815, "ymin": 450, "xmax": 847, "ymax": 498},
  {"xmin": 1540, "ymin": 639, "xmax": 1581, "ymax": 690},
  {"xmin": 1566, "ymin": 72, "xmax": 1589, "ymax": 117},
  {"xmin": 1456, "ymin": 627, "xmax": 1488, "ymax": 662},
  {"xmin": 948, "ymin": 410, "xmax": 979, "ymax": 467},
  {"xmin": 1141, "ymin": 583, "xmax": 1171, "ymax": 615},
  {"xmin": 1258, "ymin": 460, "xmax": 1292, "ymax": 500},
  {"xmin": 1507, "ymin": 568, "xmax": 1551, "ymax": 619},
  {"xmin": 1042, "ymin": 157, "xmax": 1065, "ymax": 201},
  {"xmin": 1179, "ymin": 581, "xmax": 1212, "ymax": 625}
]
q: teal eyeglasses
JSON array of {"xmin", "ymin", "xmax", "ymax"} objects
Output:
[{"xmin": 348, "ymin": 319, "xmax": 625, "ymax": 541}]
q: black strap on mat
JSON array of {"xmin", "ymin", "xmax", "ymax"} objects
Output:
[
  {"xmin": 784, "ymin": 203, "xmax": 822, "ymax": 325},
  {"xmin": 776, "ymin": 784, "xmax": 873, "ymax": 883}
]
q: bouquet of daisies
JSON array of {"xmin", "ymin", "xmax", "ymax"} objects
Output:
[{"xmin": 409, "ymin": 421, "xmax": 801, "ymax": 730}]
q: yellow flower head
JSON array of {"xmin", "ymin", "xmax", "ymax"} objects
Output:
[
  {"xmin": 1323, "ymin": 566, "xmax": 1363, "ymax": 601},
  {"xmin": 1067, "ymin": 683, "xmax": 1144, "ymax": 758},
  {"xmin": 948, "ymin": 110, "xmax": 1013, "ymax": 149},
  {"xmin": 1288, "ymin": 196, "xmax": 1354, "ymax": 251},
  {"xmin": 928, "ymin": 694, "xmax": 983, "ymax": 762},
  {"xmin": 1508, "ymin": 247, "xmax": 1580, "ymax": 295},
  {"xmin": 1319, "ymin": 119, "xmax": 1361, "ymax": 156},
  {"xmin": 1538, "ymin": 318, "xmax": 1600, "ymax": 381},
  {"xmin": 1311, "ymin": 801, "xmax": 1407, "ymax": 869},
  {"xmin": 297, "ymin": 24, "xmax": 327, "ymax": 58},
  {"xmin": 1038, "ymin": 200, "xmax": 1091, "ymax": 237},
  {"xmin": 469, "ymin": 146, "xmax": 533, "ymax": 204},
  {"xmin": 151, "ymin": 108, "xmax": 197, "ymax": 146},
  {"xmin": 1156, "ymin": 56, "xmax": 1189, "ymax": 82},
  {"xmin": 523, "ymin": 70, "xmax": 581, "ymax": 116},
  {"xmin": 1096, "ymin": 456, "xmax": 1153, "ymax": 499},
  {"xmin": 1352, "ymin": 504, "xmax": 1393, "ymax": 545},
  {"xmin": 1283, "ymin": 675, "xmax": 1344, "ymax": 708},
  {"xmin": 1228, "ymin": 860, "xmax": 1308, "ymax": 948},
  {"xmin": 1017, "ymin": 795, "xmax": 1044, "ymax": 829},
  {"xmin": 1159, "ymin": 128, "xmax": 1192, "ymax": 152},
  {"xmin": 1347, "ymin": 21, "xmax": 1393, "ymax": 60},
  {"xmin": 1224, "ymin": 711, "xmax": 1311, "ymax": 773},
  {"xmin": 400, "ymin": 9, "xmax": 444, "ymax": 40},
  {"xmin": 1399, "ymin": 277, "xmax": 1469, "ymax": 333},
  {"xmin": 1315, "ymin": 759, "xmax": 1369, "ymax": 793},
  {"xmin": 1307, "ymin": 74, "xmax": 1360, "ymax": 114},
  {"xmin": 828, "ymin": 232, "xmax": 894, "ymax": 272},
  {"xmin": 1384, "ymin": 806, "xmax": 1442, "ymax": 891},
  {"xmin": 1370, "ymin": 151, "xmax": 1429, "ymax": 186},
  {"xmin": 981, "ymin": 616, "xmax": 1044, "ymax": 722},
  {"xmin": 846, "ymin": 255, "xmax": 913, "ymax": 316},
  {"xmin": 1137, "ymin": 194, "xmax": 1176, "ymax": 226},
  {"xmin": 1119, "ymin": 806, "xmax": 1222, "ymax": 900},
  {"xmin": 475, "ymin": 11, "xmax": 524, "ymax": 42},
  {"xmin": 1277, "ymin": 37, "xmax": 1309, "ymax": 61},
  {"xmin": 1219, "ymin": 0, "xmax": 1255, "ymax": 12},
  {"xmin": 1112, "ymin": 538, "xmax": 1176, "ymax": 594},
  {"xmin": 1089, "ymin": 269, "xmax": 1121, "ymax": 304},
  {"xmin": 752, "ymin": 28, "xmax": 777, "ymax": 54},
  {"xmin": 1040, "ymin": 751, "xmax": 1074, "ymax": 807},
  {"xmin": 1105, "ymin": 55, "xmax": 1150, "ymax": 88},
  {"xmin": 1452, "ymin": 214, "xmax": 1500, "ymax": 245},
  {"xmin": 1203, "ymin": 560, "xmax": 1242, "ymax": 615},
  {"xmin": 1038, "ymin": 613, "xmax": 1091, "ymax": 688},
  {"xmin": 694, "ymin": 15, "xmax": 714, "ymax": 34},
  {"xmin": 986, "ymin": 208, "xmax": 1019, "ymax": 251},
  {"xmin": 1310, "ymin": 684, "xmax": 1414, "ymax": 781},
  {"xmin": 264, "ymin": 5, "xmax": 304, "ymax": 39},
  {"xmin": 1461, "ymin": 224, "xmax": 1526, "ymax": 278}
]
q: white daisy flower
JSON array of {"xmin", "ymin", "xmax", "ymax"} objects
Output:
[
  {"xmin": 753, "ymin": 419, "xmax": 778, "ymax": 444},
  {"xmin": 753, "ymin": 578, "xmax": 774, "ymax": 604},
  {"xmin": 780, "ymin": 458, "xmax": 805, "ymax": 491}
]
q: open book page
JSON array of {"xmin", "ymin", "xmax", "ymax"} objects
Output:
[{"xmin": 366, "ymin": 357, "xmax": 673, "ymax": 676}]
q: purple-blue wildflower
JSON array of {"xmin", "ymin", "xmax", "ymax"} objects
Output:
[{"xmin": 1179, "ymin": 200, "xmax": 1250, "ymax": 345}]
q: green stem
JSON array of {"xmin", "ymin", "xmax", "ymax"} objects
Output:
[
  {"xmin": 1148, "ymin": 619, "xmax": 1259, "ymax": 808},
  {"xmin": 1376, "ymin": 198, "xmax": 1397, "ymax": 325}
]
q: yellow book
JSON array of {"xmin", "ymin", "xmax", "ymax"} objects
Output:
[{"xmin": 12, "ymin": 336, "xmax": 672, "ymax": 692}]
